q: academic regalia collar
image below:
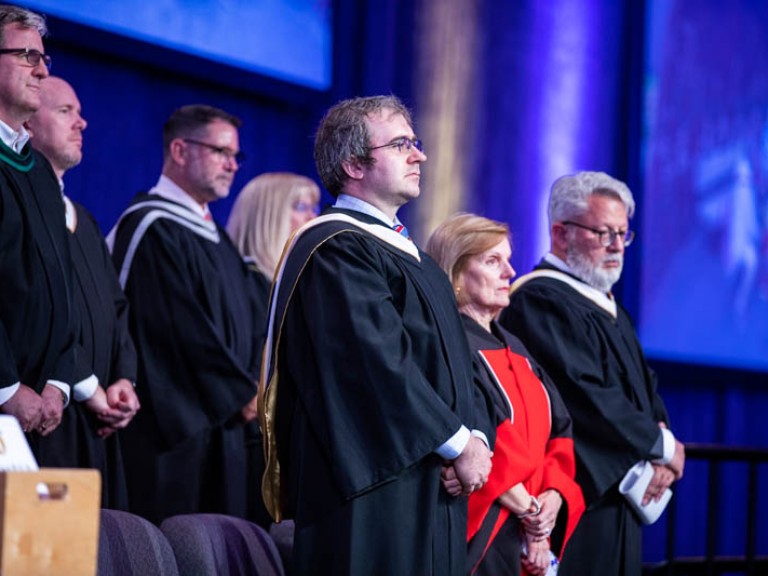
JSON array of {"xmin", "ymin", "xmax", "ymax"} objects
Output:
[
  {"xmin": 334, "ymin": 193, "xmax": 399, "ymax": 227},
  {"xmin": 150, "ymin": 174, "xmax": 211, "ymax": 220},
  {"xmin": 107, "ymin": 183, "xmax": 220, "ymax": 287},
  {"xmin": 0, "ymin": 138, "xmax": 34, "ymax": 172},
  {"xmin": 296, "ymin": 209, "xmax": 420, "ymax": 263},
  {"xmin": 0, "ymin": 119, "xmax": 33, "ymax": 171},
  {"xmin": 511, "ymin": 253, "xmax": 617, "ymax": 318}
]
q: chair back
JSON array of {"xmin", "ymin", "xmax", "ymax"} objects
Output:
[
  {"xmin": 160, "ymin": 513, "xmax": 284, "ymax": 576},
  {"xmin": 98, "ymin": 509, "xmax": 180, "ymax": 576}
]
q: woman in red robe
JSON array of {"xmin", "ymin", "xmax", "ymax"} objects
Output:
[{"xmin": 427, "ymin": 213, "xmax": 585, "ymax": 576}]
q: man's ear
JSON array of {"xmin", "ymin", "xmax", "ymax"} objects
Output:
[
  {"xmin": 169, "ymin": 138, "xmax": 186, "ymax": 165},
  {"xmin": 341, "ymin": 157, "xmax": 365, "ymax": 181},
  {"xmin": 552, "ymin": 222, "xmax": 568, "ymax": 252}
]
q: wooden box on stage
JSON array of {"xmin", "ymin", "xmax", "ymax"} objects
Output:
[{"xmin": 0, "ymin": 469, "xmax": 100, "ymax": 576}]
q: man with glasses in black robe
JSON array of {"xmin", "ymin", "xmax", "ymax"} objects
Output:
[
  {"xmin": 260, "ymin": 95, "xmax": 493, "ymax": 575},
  {"xmin": 0, "ymin": 4, "xmax": 94, "ymax": 456},
  {"xmin": 500, "ymin": 171, "xmax": 686, "ymax": 576},
  {"xmin": 109, "ymin": 105, "xmax": 264, "ymax": 524}
]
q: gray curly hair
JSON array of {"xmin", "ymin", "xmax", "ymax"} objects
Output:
[{"xmin": 549, "ymin": 171, "xmax": 635, "ymax": 226}]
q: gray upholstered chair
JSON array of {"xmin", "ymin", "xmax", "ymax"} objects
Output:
[
  {"xmin": 268, "ymin": 520, "xmax": 294, "ymax": 576},
  {"xmin": 98, "ymin": 509, "xmax": 180, "ymax": 576},
  {"xmin": 160, "ymin": 513, "xmax": 284, "ymax": 576}
]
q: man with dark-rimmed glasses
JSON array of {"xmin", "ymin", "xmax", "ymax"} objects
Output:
[
  {"xmin": 0, "ymin": 4, "xmax": 98, "ymax": 463},
  {"xmin": 108, "ymin": 104, "xmax": 266, "ymax": 525},
  {"xmin": 500, "ymin": 171, "xmax": 685, "ymax": 576}
]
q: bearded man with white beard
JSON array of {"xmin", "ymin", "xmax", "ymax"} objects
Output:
[{"xmin": 499, "ymin": 171, "xmax": 685, "ymax": 576}]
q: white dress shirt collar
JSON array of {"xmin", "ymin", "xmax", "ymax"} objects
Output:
[
  {"xmin": 149, "ymin": 174, "xmax": 211, "ymax": 219},
  {"xmin": 0, "ymin": 118, "xmax": 30, "ymax": 153},
  {"xmin": 334, "ymin": 194, "xmax": 402, "ymax": 228}
]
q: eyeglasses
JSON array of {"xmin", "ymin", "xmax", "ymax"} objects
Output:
[
  {"xmin": 562, "ymin": 220, "xmax": 635, "ymax": 247},
  {"xmin": 368, "ymin": 136, "xmax": 424, "ymax": 155},
  {"xmin": 292, "ymin": 201, "xmax": 319, "ymax": 215},
  {"xmin": 183, "ymin": 138, "xmax": 245, "ymax": 164},
  {"xmin": 0, "ymin": 48, "xmax": 51, "ymax": 70}
]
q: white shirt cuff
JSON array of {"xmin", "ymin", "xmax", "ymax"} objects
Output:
[
  {"xmin": 470, "ymin": 429, "xmax": 490, "ymax": 449},
  {"xmin": 436, "ymin": 425, "xmax": 470, "ymax": 460},
  {"xmin": 47, "ymin": 380, "xmax": 71, "ymax": 407},
  {"xmin": 653, "ymin": 428, "xmax": 675, "ymax": 465},
  {"xmin": 0, "ymin": 383, "xmax": 21, "ymax": 406},
  {"xmin": 72, "ymin": 375, "xmax": 99, "ymax": 402}
]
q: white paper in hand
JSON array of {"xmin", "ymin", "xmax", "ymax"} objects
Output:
[
  {"xmin": 0, "ymin": 415, "xmax": 39, "ymax": 471},
  {"xmin": 619, "ymin": 460, "xmax": 671, "ymax": 525}
]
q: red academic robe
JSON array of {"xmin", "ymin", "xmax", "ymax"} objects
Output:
[{"xmin": 464, "ymin": 317, "xmax": 584, "ymax": 576}]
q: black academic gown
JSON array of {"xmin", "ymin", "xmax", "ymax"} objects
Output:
[
  {"xmin": 45, "ymin": 200, "xmax": 135, "ymax": 509},
  {"xmin": 261, "ymin": 208, "xmax": 490, "ymax": 576},
  {"xmin": 499, "ymin": 261, "xmax": 671, "ymax": 576},
  {"xmin": 0, "ymin": 146, "xmax": 84, "ymax": 465},
  {"xmin": 110, "ymin": 193, "xmax": 261, "ymax": 524}
]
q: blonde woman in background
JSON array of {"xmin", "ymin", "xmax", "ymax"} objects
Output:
[{"xmin": 227, "ymin": 172, "xmax": 321, "ymax": 303}]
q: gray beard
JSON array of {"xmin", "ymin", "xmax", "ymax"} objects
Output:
[{"xmin": 565, "ymin": 247, "xmax": 623, "ymax": 293}]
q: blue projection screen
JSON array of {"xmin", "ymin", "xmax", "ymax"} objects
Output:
[
  {"xmin": 639, "ymin": 0, "xmax": 768, "ymax": 371},
  {"xmin": 18, "ymin": 0, "xmax": 332, "ymax": 90}
]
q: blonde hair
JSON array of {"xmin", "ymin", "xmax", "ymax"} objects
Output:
[
  {"xmin": 425, "ymin": 212, "xmax": 509, "ymax": 305},
  {"xmin": 226, "ymin": 172, "xmax": 320, "ymax": 278}
]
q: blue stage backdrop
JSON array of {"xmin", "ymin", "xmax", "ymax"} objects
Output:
[
  {"xmin": 637, "ymin": 0, "xmax": 768, "ymax": 561},
  {"xmin": 639, "ymin": 0, "xmax": 768, "ymax": 373},
  {"xmin": 18, "ymin": 0, "xmax": 332, "ymax": 90}
]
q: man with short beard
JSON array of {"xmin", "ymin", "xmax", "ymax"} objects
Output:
[
  {"xmin": 108, "ymin": 105, "xmax": 263, "ymax": 524},
  {"xmin": 499, "ymin": 171, "xmax": 685, "ymax": 576}
]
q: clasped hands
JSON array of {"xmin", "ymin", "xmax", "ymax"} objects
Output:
[
  {"xmin": 642, "ymin": 422, "xmax": 686, "ymax": 506},
  {"xmin": 85, "ymin": 379, "xmax": 141, "ymax": 438},
  {"xmin": 520, "ymin": 489, "xmax": 562, "ymax": 575},
  {"xmin": 1, "ymin": 379, "xmax": 142, "ymax": 438},
  {"xmin": 440, "ymin": 435, "xmax": 492, "ymax": 496},
  {"xmin": 0, "ymin": 383, "xmax": 66, "ymax": 437}
]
